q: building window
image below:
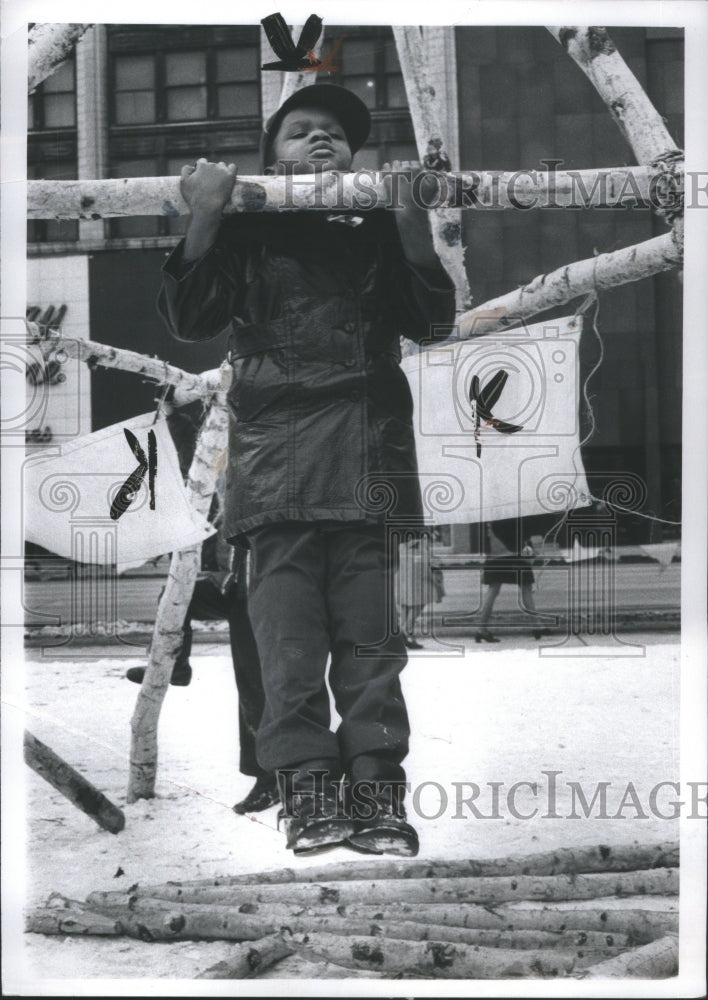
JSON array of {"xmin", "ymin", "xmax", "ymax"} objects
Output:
[
  {"xmin": 321, "ymin": 27, "xmax": 416, "ymax": 169},
  {"xmin": 28, "ymin": 57, "xmax": 78, "ymax": 243},
  {"xmin": 114, "ymin": 55, "xmax": 156, "ymax": 124},
  {"xmin": 111, "ymin": 43, "xmax": 261, "ymax": 125},
  {"xmin": 29, "ymin": 58, "xmax": 77, "ymax": 130},
  {"xmin": 215, "ymin": 46, "xmax": 260, "ymax": 118}
]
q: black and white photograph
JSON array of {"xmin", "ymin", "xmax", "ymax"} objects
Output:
[{"xmin": 1, "ymin": 0, "xmax": 706, "ymax": 994}]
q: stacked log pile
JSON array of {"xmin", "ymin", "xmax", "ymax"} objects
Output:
[{"xmin": 26, "ymin": 842, "xmax": 679, "ymax": 980}]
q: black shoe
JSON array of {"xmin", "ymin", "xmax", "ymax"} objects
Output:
[
  {"xmin": 125, "ymin": 664, "xmax": 192, "ymax": 686},
  {"xmin": 232, "ymin": 776, "xmax": 279, "ymax": 815},
  {"xmin": 404, "ymin": 634, "xmax": 425, "ymax": 650},
  {"xmin": 474, "ymin": 629, "xmax": 500, "ymax": 644},
  {"xmin": 533, "ymin": 627, "xmax": 552, "ymax": 640},
  {"xmin": 348, "ymin": 791, "xmax": 419, "ymax": 857},
  {"xmin": 277, "ymin": 761, "xmax": 354, "ymax": 855},
  {"xmin": 278, "ymin": 793, "xmax": 354, "ymax": 855}
]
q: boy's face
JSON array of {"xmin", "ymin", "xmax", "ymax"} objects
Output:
[{"xmin": 269, "ymin": 107, "xmax": 353, "ymax": 174}]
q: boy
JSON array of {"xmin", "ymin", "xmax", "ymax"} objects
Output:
[{"xmin": 158, "ymin": 84, "xmax": 455, "ymax": 855}]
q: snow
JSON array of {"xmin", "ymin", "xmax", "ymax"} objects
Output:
[{"xmin": 9, "ymin": 635, "xmax": 682, "ymax": 990}]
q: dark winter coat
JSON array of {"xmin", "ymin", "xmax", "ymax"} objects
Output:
[{"xmin": 158, "ymin": 210, "xmax": 456, "ymax": 541}]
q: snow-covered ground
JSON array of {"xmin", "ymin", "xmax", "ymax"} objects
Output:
[{"xmin": 4, "ymin": 634, "xmax": 687, "ymax": 990}]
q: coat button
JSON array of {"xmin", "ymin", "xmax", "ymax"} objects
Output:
[{"xmin": 343, "ymin": 322, "xmax": 355, "ymax": 334}]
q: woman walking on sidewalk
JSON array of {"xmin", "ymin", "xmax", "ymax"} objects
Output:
[{"xmin": 476, "ymin": 520, "xmax": 550, "ymax": 643}]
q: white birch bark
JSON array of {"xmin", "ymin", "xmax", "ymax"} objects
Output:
[
  {"xmin": 393, "ymin": 25, "xmax": 471, "ymax": 310},
  {"xmin": 547, "ymin": 27, "xmax": 680, "ymax": 167},
  {"xmin": 127, "ymin": 400, "xmax": 229, "ymax": 801},
  {"xmin": 34, "ymin": 330, "xmax": 224, "ymax": 402},
  {"xmin": 28, "ymin": 23, "xmax": 92, "ymax": 93},
  {"xmin": 457, "ymin": 232, "xmax": 682, "ymax": 339},
  {"xmin": 27, "ymin": 166, "xmax": 655, "ymax": 218}
]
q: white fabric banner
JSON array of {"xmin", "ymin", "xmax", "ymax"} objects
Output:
[
  {"xmin": 401, "ymin": 315, "xmax": 592, "ymax": 524},
  {"xmin": 23, "ymin": 413, "xmax": 214, "ymax": 566}
]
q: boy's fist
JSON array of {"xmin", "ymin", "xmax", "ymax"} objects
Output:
[{"xmin": 181, "ymin": 158, "xmax": 237, "ymax": 215}]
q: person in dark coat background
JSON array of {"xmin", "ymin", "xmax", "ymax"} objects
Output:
[{"xmin": 158, "ymin": 84, "xmax": 456, "ymax": 855}]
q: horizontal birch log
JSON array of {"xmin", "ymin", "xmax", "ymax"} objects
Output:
[
  {"xmin": 23, "ymin": 731, "xmax": 125, "ymax": 833},
  {"xmin": 457, "ymin": 232, "xmax": 682, "ymax": 339},
  {"xmin": 28, "ymin": 23, "xmax": 92, "ymax": 93},
  {"xmin": 147, "ymin": 840, "xmax": 678, "ymax": 889},
  {"xmin": 89, "ymin": 896, "xmax": 630, "ymax": 951},
  {"xmin": 581, "ymin": 934, "xmax": 678, "ymax": 978},
  {"xmin": 194, "ymin": 935, "xmax": 294, "ymax": 979},
  {"xmin": 26, "ymin": 166, "xmax": 656, "ymax": 219},
  {"xmin": 300, "ymin": 902, "xmax": 679, "ymax": 947},
  {"xmin": 548, "ymin": 28, "xmax": 680, "ymax": 168},
  {"xmin": 190, "ymin": 900, "xmax": 677, "ymax": 947},
  {"xmin": 294, "ymin": 931, "xmax": 584, "ymax": 978},
  {"xmin": 87, "ymin": 867, "xmax": 679, "ymax": 910},
  {"xmin": 26, "ymin": 905, "xmax": 121, "ymax": 936},
  {"xmin": 32, "ymin": 330, "xmax": 224, "ymax": 402}
]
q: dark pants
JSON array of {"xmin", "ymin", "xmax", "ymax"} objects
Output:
[
  {"xmin": 246, "ymin": 522, "xmax": 410, "ymax": 774},
  {"xmin": 178, "ymin": 577, "xmax": 268, "ymax": 779}
]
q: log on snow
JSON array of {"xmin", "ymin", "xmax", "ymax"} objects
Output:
[
  {"xmin": 294, "ymin": 931, "xmax": 584, "ymax": 978},
  {"xmin": 196, "ymin": 935, "xmax": 294, "ymax": 978},
  {"xmin": 23, "ymin": 731, "xmax": 125, "ymax": 833},
  {"xmin": 147, "ymin": 840, "xmax": 678, "ymax": 889},
  {"xmin": 88, "ymin": 867, "xmax": 679, "ymax": 909},
  {"xmin": 457, "ymin": 232, "xmax": 682, "ymax": 339},
  {"xmin": 28, "ymin": 23, "xmax": 92, "ymax": 93},
  {"xmin": 26, "ymin": 167, "xmax": 654, "ymax": 219},
  {"xmin": 26, "ymin": 905, "xmax": 120, "ymax": 936},
  {"xmin": 33, "ymin": 330, "xmax": 224, "ymax": 403},
  {"xmin": 88, "ymin": 897, "xmax": 630, "ymax": 952},
  {"xmin": 201, "ymin": 900, "xmax": 677, "ymax": 947},
  {"xmin": 126, "ymin": 399, "xmax": 229, "ymax": 802},
  {"xmin": 582, "ymin": 934, "xmax": 678, "ymax": 979}
]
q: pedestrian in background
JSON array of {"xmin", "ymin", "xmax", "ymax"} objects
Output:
[{"xmin": 476, "ymin": 519, "xmax": 550, "ymax": 643}]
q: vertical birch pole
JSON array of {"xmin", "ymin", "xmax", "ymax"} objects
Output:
[
  {"xmin": 127, "ymin": 397, "xmax": 229, "ymax": 802},
  {"xmin": 392, "ymin": 26, "xmax": 472, "ymax": 312}
]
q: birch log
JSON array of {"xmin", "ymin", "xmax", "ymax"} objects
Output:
[
  {"xmin": 582, "ymin": 934, "xmax": 678, "ymax": 978},
  {"xmin": 127, "ymin": 399, "xmax": 229, "ymax": 802},
  {"xmin": 143, "ymin": 840, "xmax": 678, "ymax": 888},
  {"xmin": 89, "ymin": 897, "xmax": 630, "ymax": 952},
  {"xmin": 548, "ymin": 27, "xmax": 683, "ymax": 226},
  {"xmin": 195, "ymin": 935, "xmax": 294, "ymax": 978},
  {"xmin": 28, "ymin": 23, "xmax": 92, "ymax": 93},
  {"xmin": 294, "ymin": 931, "xmax": 582, "ymax": 978},
  {"xmin": 220, "ymin": 901, "xmax": 677, "ymax": 946},
  {"xmin": 33, "ymin": 331, "xmax": 224, "ymax": 403},
  {"xmin": 24, "ymin": 731, "xmax": 125, "ymax": 833},
  {"xmin": 457, "ymin": 232, "xmax": 682, "ymax": 339},
  {"xmin": 548, "ymin": 28, "xmax": 680, "ymax": 168},
  {"xmin": 88, "ymin": 867, "xmax": 680, "ymax": 909},
  {"xmin": 26, "ymin": 905, "xmax": 121, "ymax": 936},
  {"xmin": 26, "ymin": 166, "xmax": 654, "ymax": 219},
  {"xmin": 393, "ymin": 25, "xmax": 471, "ymax": 310}
]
